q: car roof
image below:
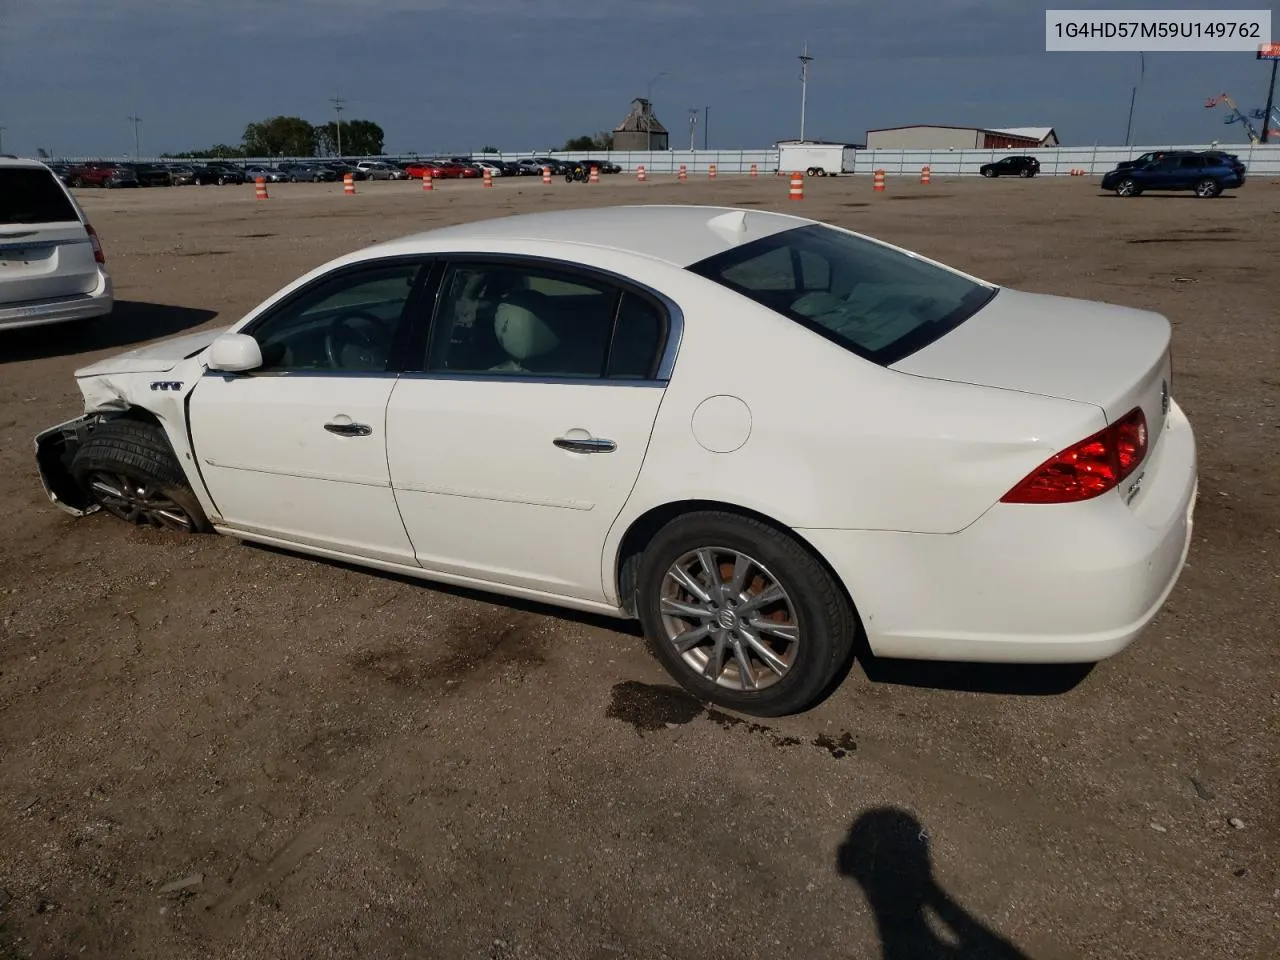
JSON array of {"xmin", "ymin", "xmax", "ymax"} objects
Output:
[
  {"xmin": 374, "ymin": 204, "xmax": 814, "ymax": 268},
  {"xmin": 0, "ymin": 157, "xmax": 58, "ymax": 170}
]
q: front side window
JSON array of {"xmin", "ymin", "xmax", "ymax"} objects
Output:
[
  {"xmin": 687, "ymin": 223, "xmax": 994, "ymax": 365},
  {"xmin": 247, "ymin": 260, "xmax": 425, "ymax": 373},
  {"xmin": 425, "ymin": 261, "xmax": 668, "ymax": 379}
]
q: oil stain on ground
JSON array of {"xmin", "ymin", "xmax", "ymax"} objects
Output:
[{"xmin": 606, "ymin": 681, "xmax": 855, "ymax": 757}]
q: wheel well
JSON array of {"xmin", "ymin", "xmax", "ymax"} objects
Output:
[{"xmin": 613, "ymin": 500, "xmax": 858, "ymax": 623}]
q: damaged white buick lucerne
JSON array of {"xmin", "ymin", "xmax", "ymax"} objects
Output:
[{"xmin": 33, "ymin": 205, "xmax": 1198, "ymax": 716}]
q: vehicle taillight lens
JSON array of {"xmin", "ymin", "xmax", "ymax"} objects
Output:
[
  {"xmin": 1001, "ymin": 407, "xmax": 1148, "ymax": 504},
  {"xmin": 86, "ymin": 223, "xmax": 106, "ymax": 264}
]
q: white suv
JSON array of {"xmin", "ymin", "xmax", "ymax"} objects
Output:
[{"xmin": 1, "ymin": 158, "xmax": 113, "ymax": 331}]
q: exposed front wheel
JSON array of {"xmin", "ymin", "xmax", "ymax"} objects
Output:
[
  {"xmin": 1194, "ymin": 178, "xmax": 1221, "ymax": 198},
  {"xmin": 1115, "ymin": 179, "xmax": 1140, "ymax": 197},
  {"xmin": 69, "ymin": 418, "xmax": 211, "ymax": 534},
  {"xmin": 982, "ymin": 169, "xmax": 995, "ymax": 177},
  {"xmin": 635, "ymin": 511, "xmax": 856, "ymax": 717}
]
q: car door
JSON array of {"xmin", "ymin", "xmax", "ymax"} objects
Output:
[
  {"xmin": 187, "ymin": 256, "xmax": 431, "ymax": 564},
  {"xmin": 1175, "ymin": 155, "xmax": 1206, "ymax": 188},
  {"xmin": 1147, "ymin": 156, "xmax": 1181, "ymax": 189},
  {"xmin": 385, "ymin": 257, "xmax": 675, "ymax": 602}
]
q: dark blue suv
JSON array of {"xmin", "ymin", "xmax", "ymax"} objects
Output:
[{"xmin": 1101, "ymin": 151, "xmax": 1246, "ymax": 198}]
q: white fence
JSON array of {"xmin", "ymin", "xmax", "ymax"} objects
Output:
[{"xmin": 45, "ymin": 143, "xmax": 1280, "ymax": 177}]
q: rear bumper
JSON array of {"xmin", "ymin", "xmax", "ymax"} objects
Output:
[
  {"xmin": 0, "ymin": 274, "xmax": 113, "ymax": 331},
  {"xmin": 801, "ymin": 399, "xmax": 1198, "ymax": 664}
]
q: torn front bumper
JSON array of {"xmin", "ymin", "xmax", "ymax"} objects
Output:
[{"xmin": 34, "ymin": 414, "xmax": 102, "ymax": 517}]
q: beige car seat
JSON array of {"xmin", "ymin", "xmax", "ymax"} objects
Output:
[{"xmin": 491, "ymin": 290, "xmax": 563, "ymax": 374}]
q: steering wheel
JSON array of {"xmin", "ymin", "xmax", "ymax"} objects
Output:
[{"xmin": 324, "ymin": 310, "xmax": 391, "ymax": 369}]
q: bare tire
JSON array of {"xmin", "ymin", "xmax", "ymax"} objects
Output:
[
  {"xmin": 635, "ymin": 511, "xmax": 856, "ymax": 717},
  {"xmin": 69, "ymin": 417, "xmax": 211, "ymax": 534}
]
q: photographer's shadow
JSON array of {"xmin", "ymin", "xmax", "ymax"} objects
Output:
[{"xmin": 838, "ymin": 808, "xmax": 1032, "ymax": 960}]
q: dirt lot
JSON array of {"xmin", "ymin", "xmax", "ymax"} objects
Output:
[{"xmin": 1, "ymin": 173, "xmax": 1277, "ymax": 960}]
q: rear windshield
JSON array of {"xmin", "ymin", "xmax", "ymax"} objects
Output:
[
  {"xmin": 0, "ymin": 168, "xmax": 80, "ymax": 225},
  {"xmin": 686, "ymin": 223, "xmax": 995, "ymax": 365}
]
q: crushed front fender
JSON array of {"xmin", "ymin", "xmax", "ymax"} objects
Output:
[{"xmin": 33, "ymin": 414, "xmax": 101, "ymax": 516}]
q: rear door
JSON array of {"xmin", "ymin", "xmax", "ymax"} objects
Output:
[
  {"xmin": 385, "ymin": 257, "xmax": 674, "ymax": 602},
  {"xmin": 0, "ymin": 165, "xmax": 98, "ymax": 306}
]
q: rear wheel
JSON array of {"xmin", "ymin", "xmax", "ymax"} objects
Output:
[
  {"xmin": 1019, "ymin": 168, "xmax": 1033, "ymax": 178},
  {"xmin": 1194, "ymin": 178, "xmax": 1221, "ymax": 198},
  {"xmin": 635, "ymin": 511, "xmax": 856, "ymax": 717},
  {"xmin": 69, "ymin": 418, "xmax": 211, "ymax": 534}
]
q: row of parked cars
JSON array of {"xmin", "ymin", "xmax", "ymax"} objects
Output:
[{"xmin": 44, "ymin": 154, "xmax": 626, "ymax": 188}]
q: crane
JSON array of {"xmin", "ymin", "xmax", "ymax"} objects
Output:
[
  {"xmin": 1249, "ymin": 106, "xmax": 1280, "ymax": 140},
  {"xmin": 1204, "ymin": 93, "xmax": 1261, "ymax": 143}
]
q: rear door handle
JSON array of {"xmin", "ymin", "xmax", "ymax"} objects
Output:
[
  {"xmin": 553, "ymin": 436, "xmax": 616, "ymax": 453},
  {"xmin": 324, "ymin": 421, "xmax": 373, "ymax": 437}
]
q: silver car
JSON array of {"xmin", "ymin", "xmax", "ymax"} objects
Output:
[{"xmin": 355, "ymin": 161, "xmax": 408, "ymax": 181}]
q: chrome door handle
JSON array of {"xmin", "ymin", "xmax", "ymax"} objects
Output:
[
  {"xmin": 324, "ymin": 421, "xmax": 372, "ymax": 437},
  {"xmin": 553, "ymin": 436, "xmax": 616, "ymax": 453}
]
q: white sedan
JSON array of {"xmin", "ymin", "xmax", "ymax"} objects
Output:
[{"xmin": 33, "ymin": 205, "xmax": 1198, "ymax": 716}]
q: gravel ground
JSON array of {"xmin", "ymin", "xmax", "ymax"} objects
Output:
[{"xmin": 0, "ymin": 173, "xmax": 1277, "ymax": 960}]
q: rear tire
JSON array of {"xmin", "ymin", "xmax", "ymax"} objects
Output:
[
  {"xmin": 1194, "ymin": 178, "xmax": 1221, "ymax": 198},
  {"xmin": 69, "ymin": 418, "xmax": 211, "ymax": 534},
  {"xmin": 635, "ymin": 511, "xmax": 856, "ymax": 717}
]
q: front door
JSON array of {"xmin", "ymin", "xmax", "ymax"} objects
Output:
[
  {"xmin": 189, "ymin": 257, "xmax": 431, "ymax": 564},
  {"xmin": 385, "ymin": 258, "xmax": 675, "ymax": 602}
]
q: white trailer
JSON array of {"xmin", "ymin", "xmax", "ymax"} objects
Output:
[{"xmin": 776, "ymin": 142, "xmax": 857, "ymax": 177}]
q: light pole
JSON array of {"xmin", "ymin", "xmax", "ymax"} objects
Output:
[
  {"xmin": 1124, "ymin": 52, "xmax": 1144, "ymax": 145},
  {"xmin": 127, "ymin": 114, "xmax": 142, "ymax": 158},
  {"xmin": 329, "ymin": 92, "xmax": 345, "ymax": 157},
  {"xmin": 1261, "ymin": 46, "xmax": 1278, "ymax": 144},
  {"xmin": 0, "ymin": 125, "xmax": 6, "ymax": 154},
  {"xmin": 688, "ymin": 108, "xmax": 698, "ymax": 151},
  {"xmin": 646, "ymin": 72, "xmax": 666, "ymax": 150},
  {"xmin": 798, "ymin": 43, "xmax": 813, "ymax": 142}
]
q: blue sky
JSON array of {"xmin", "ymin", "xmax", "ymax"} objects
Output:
[{"xmin": 1, "ymin": 0, "xmax": 1275, "ymax": 157}]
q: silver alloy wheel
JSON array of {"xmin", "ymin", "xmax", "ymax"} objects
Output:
[
  {"xmin": 659, "ymin": 547, "xmax": 800, "ymax": 692},
  {"xmin": 1117, "ymin": 179, "xmax": 1137, "ymax": 196},
  {"xmin": 1195, "ymin": 179, "xmax": 1218, "ymax": 198},
  {"xmin": 87, "ymin": 471, "xmax": 194, "ymax": 532}
]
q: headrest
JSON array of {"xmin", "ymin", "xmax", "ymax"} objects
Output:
[{"xmin": 493, "ymin": 290, "xmax": 560, "ymax": 361}]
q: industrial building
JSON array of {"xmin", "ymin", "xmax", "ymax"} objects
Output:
[
  {"xmin": 864, "ymin": 125, "xmax": 1060, "ymax": 150},
  {"xmin": 612, "ymin": 99, "xmax": 669, "ymax": 151}
]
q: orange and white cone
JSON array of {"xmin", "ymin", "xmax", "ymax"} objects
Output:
[
  {"xmin": 788, "ymin": 171, "xmax": 804, "ymax": 200},
  {"xmin": 708, "ymin": 163, "xmax": 717, "ymax": 179},
  {"xmin": 873, "ymin": 169, "xmax": 885, "ymax": 192},
  {"xmin": 254, "ymin": 176, "xmax": 268, "ymax": 200},
  {"xmin": 482, "ymin": 168, "xmax": 493, "ymax": 188},
  {"xmin": 343, "ymin": 172, "xmax": 355, "ymax": 195},
  {"xmin": 589, "ymin": 165, "xmax": 599, "ymax": 183},
  {"xmin": 920, "ymin": 165, "xmax": 931, "ymax": 185},
  {"xmin": 749, "ymin": 163, "xmax": 758, "ymax": 177},
  {"xmin": 542, "ymin": 166, "xmax": 551, "ymax": 184},
  {"xmin": 678, "ymin": 164, "xmax": 687, "ymax": 181},
  {"xmin": 422, "ymin": 171, "xmax": 433, "ymax": 191},
  {"xmin": 637, "ymin": 164, "xmax": 647, "ymax": 182}
]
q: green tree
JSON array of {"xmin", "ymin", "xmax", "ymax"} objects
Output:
[
  {"xmin": 315, "ymin": 119, "xmax": 384, "ymax": 157},
  {"xmin": 563, "ymin": 135, "xmax": 596, "ymax": 151},
  {"xmin": 162, "ymin": 143, "xmax": 246, "ymax": 159},
  {"xmin": 242, "ymin": 115, "xmax": 317, "ymax": 157}
]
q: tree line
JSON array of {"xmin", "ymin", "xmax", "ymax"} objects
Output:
[{"xmin": 162, "ymin": 115, "xmax": 385, "ymax": 159}]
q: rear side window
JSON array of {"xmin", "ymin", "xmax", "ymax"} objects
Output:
[
  {"xmin": 686, "ymin": 223, "xmax": 995, "ymax": 366},
  {"xmin": 0, "ymin": 168, "xmax": 80, "ymax": 225}
]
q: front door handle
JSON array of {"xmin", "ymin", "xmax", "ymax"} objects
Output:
[
  {"xmin": 324, "ymin": 421, "xmax": 373, "ymax": 437},
  {"xmin": 553, "ymin": 436, "xmax": 616, "ymax": 453}
]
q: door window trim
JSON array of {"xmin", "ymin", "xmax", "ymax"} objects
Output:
[
  {"xmin": 400, "ymin": 252, "xmax": 683, "ymax": 387},
  {"xmin": 219, "ymin": 254, "xmax": 438, "ymax": 379}
]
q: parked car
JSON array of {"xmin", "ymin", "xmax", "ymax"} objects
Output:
[
  {"xmin": 323, "ymin": 162, "xmax": 368, "ymax": 181},
  {"xmin": 67, "ymin": 162, "xmax": 139, "ymax": 188},
  {"xmin": 31, "ymin": 204, "xmax": 1197, "ymax": 717},
  {"xmin": 191, "ymin": 164, "xmax": 245, "ymax": 185},
  {"xmin": 1101, "ymin": 152, "xmax": 1245, "ymax": 197},
  {"xmin": 132, "ymin": 163, "xmax": 174, "ymax": 187},
  {"xmin": 356, "ymin": 161, "xmax": 408, "ymax": 180},
  {"xmin": 166, "ymin": 164, "xmax": 198, "ymax": 186},
  {"xmin": 244, "ymin": 165, "xmax": 289, "ymax": 183},
  {"xmin": 1, "ymin": 158, "xmax": 112, "ymax": 331},
  {"xmin": 979, "ymin": 155, "xmax": 1040, "ymax": 178},
  {"xmin": 579, "ymin": 158, "xmax": 621, "ymax": 174},
  {"xmin": 473, "ymin": 161, "xmax": 505, "ymax": 177},
  {"xmin": 45, "ymin": 162, "xmax": 72, "ymax": 185}
]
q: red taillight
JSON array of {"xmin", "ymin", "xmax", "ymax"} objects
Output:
[
  {"xmin": 86, "ymin": 223, "xmax": 106, "ymax": 264},
  {"xmin": 1001, "ymin": 407, "xmax": 1148, "ymax": 505}
]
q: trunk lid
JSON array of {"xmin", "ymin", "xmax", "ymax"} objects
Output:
[
  {"xmin": 0, "ymin": 165, "xmax": 99, "ymax": 304},
  {"xmin": 891, "ymin": 287, "xmax": 1173, "ymax": 473}
]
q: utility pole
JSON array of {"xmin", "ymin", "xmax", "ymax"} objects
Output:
[
  {"xmin": 688, "ymin": 109, "xmax": 698, "ymax": 151},
  {"xmin": 127, "ymin": 113, "xmax": 142, "ymax": 158},
  {"xmin": 798, "ymin": 42, "xmax": 814, "ymax": 143},
  {"xmin": 704, "ymin": 106, "xmax": 709, "ymax": 149},
  {"xmin": 329, "ymin": 92, "xmax": 345, "ymax": 157},
  {"xmin": 1124, "ymin": 52, "xmax": 1144, "ymax": 146},
  {"xmin": 645, "ymin": 72, "xmax": 665, "ymax": 151},
  {"xmin": 0, "ymin": 125, "xmax": 6, "ymax": 154}
]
